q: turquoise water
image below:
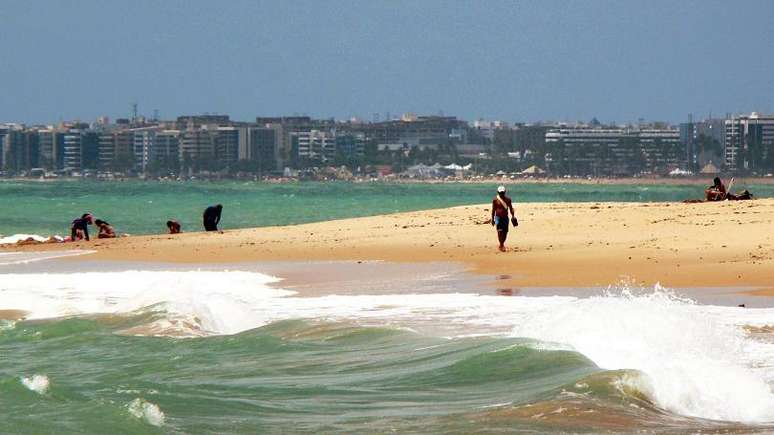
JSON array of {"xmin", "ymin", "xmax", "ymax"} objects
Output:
[
  {"xmin": 0, "ymin": 317, "xmax": 753, "ymax": 434},
  {"xmin": 1, "ymin": 180, "xmax": 772, "ymax": 236},
  {"xmin": 2, "ymin": 260, "xmax": 774, "ymax": 433}
]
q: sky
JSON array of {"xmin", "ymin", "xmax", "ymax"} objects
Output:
[{"xmin": 1, "ymin": 0, "xmax": 772, "ymax": 125}]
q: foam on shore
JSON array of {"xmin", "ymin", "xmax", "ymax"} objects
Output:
[
  {"xmin": 0, "ymin": 250, "xmax": 94, "ymax": 266},
  {"xmin": 1, "ymin": 270, "xmax": 773, "ymax": 423}
]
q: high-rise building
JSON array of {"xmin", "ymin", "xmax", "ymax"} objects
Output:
[
  {"xmin": 98, "ymin": 129, "xmax": 134, "ymax": 171},
  {"xmin": 153, "ymin": 130, "xmax": 180, "ymax": 164},
  {"xmin": 214, "ymin": 126, "xmax": 241, "ymax": 166},
  {"xmin": 238, "ymin": 127, "xmax": 279, "ymax": 172},
  {"xmin": 291, "ymin": 130, "xmax": 336, "ymax": 165},
  {"xmin": 63, "ymin": 131, "xmax": 83, "ymax": 170},
  {"xmin": 179, "ymin": 128, "xmax": 216, "ymax": 168},
  {"xmin": 0, "ymin": 126, "xmax": 9, "ymax": 170},
  {"xmin": 724, "ymin": 113, "xmax": 774, "ymax": 173},
  {"xmin": 2, "ymin": 129, "xmax": 40, "ymax": 173},
  {"xmin": 63, "ymin": 130, "xmax": 99, "ymax": 171},
  {"xmin": 545, "ymin": 127, "xmax": 683, "ymax": 176},
  {"xmin": 132, "ymin": 129, "xmax": 155, "ymax": 173},
  {"xmin": 37, "ymin": 129, "xmax": 66, "ymax": 170},
  {"xmin": 335, "ymin": 132, "xmax": 365, "ymax": 160},
  {"xmin": 680, "ymin": 118, "xmax": 725, "ymax": 171},
  {"xmin": 472, "ymin": 120, "xmax": 510, "ymax": 141}
]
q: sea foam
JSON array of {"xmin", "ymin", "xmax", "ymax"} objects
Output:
[
  {"xmin": 21, "ymin": 375, "xmax": 50, "ymax": 395},
  {"xmin": 1, "ymin": 271, "xmax": 773, "ymax": 423},
  {"xmin": 127, "ymin": 398, "xmax": 165, "ymax": 426}
]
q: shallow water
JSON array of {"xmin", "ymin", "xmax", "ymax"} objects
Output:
[
  {"xmin": 2, "ymin": 179, "xmax": 772, "ymax": 237},
  {"xmin": 2, "ymin": 256, "xmax": 774, "ymax": 433}
]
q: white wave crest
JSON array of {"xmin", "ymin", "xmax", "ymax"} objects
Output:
[
  {"xmin": 21, "ymin": 375, "xmax": 50, "ymax": 394},
  {"xmin": 127, "ymin": 398, "xmax": 165, "ymax": 426},
  {"xmin": 0, "ymin": 271, "xmax": 289, "ymax": 335},
  {"xmin": 509, "ymin": 289, "xmax": 774, "ymax": 423},
  {"xmin": 1, "ymin": 271, "xmax": 773, "ymax": 423}
]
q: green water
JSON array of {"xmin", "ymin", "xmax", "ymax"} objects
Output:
[
  {"xmin": 1, "ymin": 180, "xmax": 772, "ymax": 237},
  {"xmin": 0, "ymin": 317, "xmax": 737, "ymax": 434}
]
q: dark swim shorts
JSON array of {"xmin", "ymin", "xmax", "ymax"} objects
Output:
[{"xmin": 495, "ymin": 216, "xmax": 509, "ymax": 233}]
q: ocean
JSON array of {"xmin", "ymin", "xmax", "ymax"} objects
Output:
[
  {"xmin": 1, "ymin": 253, "xmax": 774, "ymax": 433},
  {"xmin": 1, "ymin": 179, "xmax": 773, "ymax": 238},
  {"xmin": 2, "ymin": 181, "xmax": 774, "ymax": 433}
]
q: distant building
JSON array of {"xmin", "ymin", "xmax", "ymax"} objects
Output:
[
  {"xmin": 214, "ymin": 126, "xmax": 241, "ymax": 166},
  {"xmin": 179, "ymin": 128, "xmax": 215, "ymax": 166},
  {"xmin": 2, "ymin": 129, "xmax": 39, "ymax": 173},
  {"xmin": 472, "ymin": 119, "xmax": 510, "ymax": 141},
  {"xmin": 37, "ymin": 128, "xmax": 66, "ymax": 170},
  {"xmin": 680, "ymin": 118, "xmax": 725, "ymax": 170},
  {"xmin": 239, "ymin": 127, "xmax": 280, "ymax": 172},
  {"xmin": 291, "ymin": 130, "xmax": 336, "ymax": 165},
  {"xmin": 152, "ymin": 130, "xmax": 181, "ymax": 167},
  {"xmin": 0, "ymin": 126, "xmax": 7, "ymax": 170},
  {"xmin": 63, "ymin": 130, "xmax": 99, "ymax": 171},
  {"xmin": 177, "ymin": 115, "xmax": 231, "ymax": 127},
  {"xmin": 545, "ymin": 127, "xmax": 683, "ymax": 176},
  {"xmin": 724, "ymin": 113, "xmax": 774, "ymax": 173},
  {"xmin": 350, "ymin": 115, "xmax": 467, "ymax": 151},
  {"xmin": 98, "ymin": 129, "xmax": 134, "ymax": 171},
  {"xmin": 335, "ymin": 132, "xmax": 365, "ymax": 160}
]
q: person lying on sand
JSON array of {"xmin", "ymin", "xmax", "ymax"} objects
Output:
[
  {"xmin": 491, "ymin": 185, "xmax": 518, "ymax": 252},
  {"xmin": 727, "ymin": 190, "xmax": 754, "ymax": 201},
  {"xmin": 70, "ymin": 213, "xmax": 94, "ymax": 241},
  {"xmin": 12, "ymin": 235, "xmax": 64, "ymax": 246},
  {"xmin": 166, "ymin": 220, "xmax": 182, "ymax": 234},
  {"xmin": 704, "ymin": 177, "xmax": 753, "ymax": 201},
  {"xmin": 95, "ymin": 219, "xmax": 117, "ymax": 239}
]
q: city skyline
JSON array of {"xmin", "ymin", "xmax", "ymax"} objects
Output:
[{"xmin": 1, "ymin": 1, "xmax": 773, "ymax": 125}]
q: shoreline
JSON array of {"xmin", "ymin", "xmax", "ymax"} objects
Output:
[
  {"xmin": 4, "ymin": 199, "xmax": 774, "ymax": 293},
  {"xmin": 3, "ymin": 176, "xmax": 774, "ymax": 186}
]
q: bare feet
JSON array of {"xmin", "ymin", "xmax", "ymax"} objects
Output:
[{"xmin": 498, "ymin": 246, "xmax": 506, "ymax": 252}]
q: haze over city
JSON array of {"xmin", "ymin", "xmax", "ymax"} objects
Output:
[{"xmin": 1, "ymin": 0, "xmax": 772, "ymax": 125}]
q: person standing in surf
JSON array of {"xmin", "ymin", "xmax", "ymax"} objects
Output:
[
  {"xmin": 491, "ymin": 185, "xmax": 517, "ymax": 252},
  {"xmin": 203, "ymin": 204, "xmax": 223, "ymax": 232}
]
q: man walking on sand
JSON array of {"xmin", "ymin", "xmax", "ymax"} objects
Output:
[{"xmin": 491, "ymin": 185, "xmax": 517, "ymax": 252}]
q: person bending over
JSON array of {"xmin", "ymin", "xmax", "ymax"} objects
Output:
[
  {"xmin": 491, "ymin": 185, "xmax": 517, "ymax": 252},
  {"xmin": 166, "ymin": 220, "xmax": 182, "ymax": 234},
  {"xmin": 203, "ymin": 204, "xmax": 223, "ymax": 232},
  {"xmin": 70, "ymin": 213, "xmax": 94, "ymax": 241}
]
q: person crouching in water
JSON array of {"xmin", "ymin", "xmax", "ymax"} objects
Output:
[
  {"xmin": 166, "ymin": 219, "xmax": 182, "ymax": 234},
  {"xmin": 203, "ymin": 204, "xmax": 223, "ymax": 232},
  {"xmin": 70, "ymin": 213, "xmax": 94, "ymax": 241},
  {"xmin": 94, "ymin": 219, "xmax": 117, "ymax": 239},
  {"xmin": 491, "ymin": 185, "xmax": 517, "ymax": 252}
]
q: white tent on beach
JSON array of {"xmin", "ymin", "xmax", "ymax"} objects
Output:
[
  {"xmin": 700, "ymin": 162, "xmax": 720, "ymax": 174},
  {"xmin": 519, "ymin": 165, "xmax": 546, "ymax": 175},
  {"xmin": 668, "ymin": 168, "xmax": 693, "ymax": 176}
]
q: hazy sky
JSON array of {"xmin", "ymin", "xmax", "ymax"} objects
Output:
[{"xmin": 1, "ymin": 0, "xmax": 772, "ymax": 124}]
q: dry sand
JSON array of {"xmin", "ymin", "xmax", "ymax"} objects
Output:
[{"xmin": 4, "ymin": 199, "xmax": 774, "ymax": 292}]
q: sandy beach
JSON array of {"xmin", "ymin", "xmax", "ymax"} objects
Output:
[{"xmin": 6, "ymin": 198, "xmax": 774, "ymax": 293}]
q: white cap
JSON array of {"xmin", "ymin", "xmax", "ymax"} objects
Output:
[{"xmin": 497, "ymin": 185, "xmax": 506, "ymax": 193}]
